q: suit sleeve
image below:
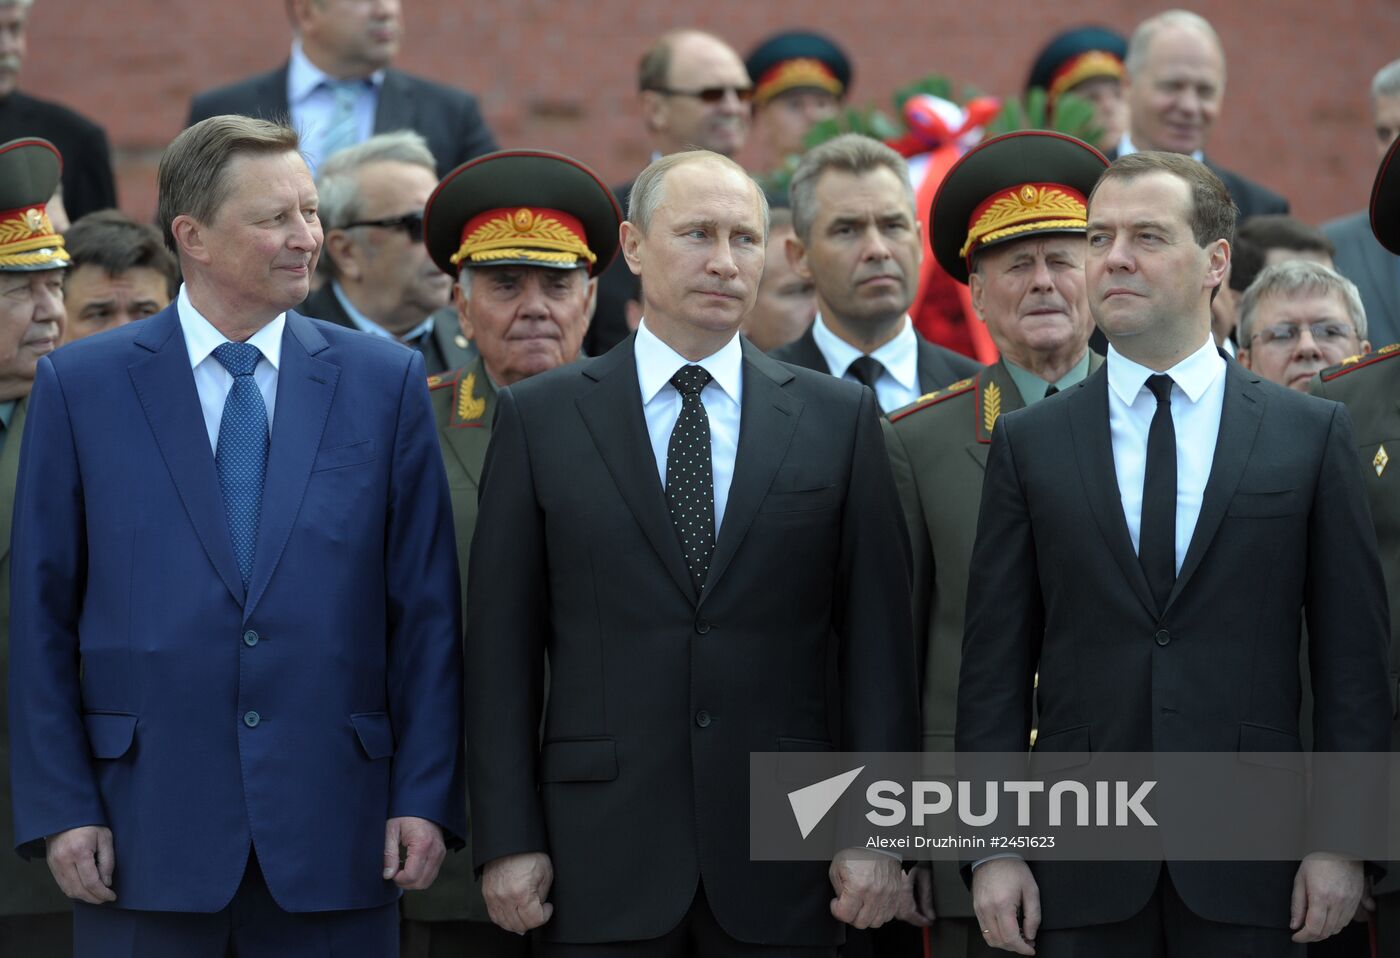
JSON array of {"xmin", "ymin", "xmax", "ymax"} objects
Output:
[
  {"xmin": 383, "ymin": 351, "xmax": 467, "ymax": 846},
  {"xmin": 1301, "ymin": 402, "xmax": 1391, "ymax": 858},
  {"xmin": 449, "ymin": 92, "xmax": 499, "ymax": 168},
  {"xmin": 955, "ymin": 414, "xmax": 1042, "ymax": 755},
  {"xmin": 8, "ymin": 357, "xmax": 101, "ymax": 858},
  {"xmin": 464, "ymin": 387, "xmax": 550, "ymax": 869},
  {"xmin": 835, "ymin": 388, "xmax": 919, "ymax": 755},
  {"xmin": 882, "ymin": 418, "xmax": 934, "ymax": 687}
]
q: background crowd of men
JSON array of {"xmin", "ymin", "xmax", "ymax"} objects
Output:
[{"xmin": 1, "ymin": 1, "xmax": 1399, "ymax": 956}]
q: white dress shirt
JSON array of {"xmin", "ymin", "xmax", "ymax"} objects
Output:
[
  {"xmin": 177, "ymin": 285, "xmax": 284, "ymax": 454},
  {"xmin": 810, "ymin": 313, "xmax": 920, "ymax": 412},
  {"xmin": 330, "ymin": 281, "xmax": 434, "ymax": 344},
  {"xmin": 634, "ymin": 319, "xmax": 743, "ymax": 534},
  {"xmin": 286, "ymin": 41, "xmax": 384, "ymax": 175},
  {"xmin": 1107, "ymin": 335, "xmax": 1227, "ymax": 572}
]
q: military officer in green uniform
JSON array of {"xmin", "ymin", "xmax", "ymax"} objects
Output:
[
  {"xmin": 881, "ymin": 131, "xmax": 1107, "ymax": 955},
  {"xmin": 0, "ymin": 137, "xmax": 74, "ymax": 955},
  {"xmin": 402, "ymin": 148, "xmax": 621, "ymax": 958},
  {"xmin": 1309, "ymin": 134, "xmax": 1400, "ymax": 958}
]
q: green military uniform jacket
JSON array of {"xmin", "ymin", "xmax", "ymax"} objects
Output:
[
  {"xmin": 881, "ymin": 354, "xmax": 1102, "ymax": 920},
  {"xmin": 1311, "ymin": 346, "xmax": 1400, "ymax": 898},
  {"xmin": 0, "ymin": 399, "xmax": 72, "ymax": 917},
  {"xmin": 403, "ymin": 356, "xmax": 496, "ymax": 923}
]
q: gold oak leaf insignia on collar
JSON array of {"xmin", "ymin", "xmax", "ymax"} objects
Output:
[
  {"xmin": 983, "ymin": 381, "xmax": 1002, "ymax": 434},
  {"xmin": 457, "ymin": 371, "xmax": 486, "ymax": 422}
]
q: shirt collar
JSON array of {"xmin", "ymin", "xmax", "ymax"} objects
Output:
[
  {"xmin": 634, "ymin": 319, "xmax": 743, "ymax": 406},
  {"xmin": 287, "ymin": 39, "xmax": 384, "ymax": 104},
  {"xmin": 1004, "ymin": 349, "xmax": 1093, "ymax": 404},
  {"xmin": 810, "ymin": 313, "xmax": 919, "ymax": 390},
  {"xmin": 0, "ymin": 399, "xmax": 17, "ymax": 430},
  {"xmin": 1118, "ymin": 132, "xmax": 1204, "ymax": 164},
  {"xmin": 177, "ymin": 284, "xmax": 286, "ymax": 371},
  {"xmin": 330, "ymin": 281, "xmax": 433, "ymax": 343},
  {"xmin": 1107, "ymin": 333, "xmax": 1223, "ymax": 407}
]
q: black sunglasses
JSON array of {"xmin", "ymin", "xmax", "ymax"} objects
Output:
[
  {"xmin": 648, "ymin": 85, "xmax": 754, "ymax": 104},
  {"xmin": 343, "ymin": 211, "xmax": 425, "ymax": 243}
]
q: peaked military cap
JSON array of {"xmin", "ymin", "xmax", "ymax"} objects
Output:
[
  {"xmin": 745, "ymin": 31, "xmax": 851, "ymax": 108},
  {"xmin": 1026, "ymin": 26, "xmax": 1128, "ymax": 106},
  {"xmin": 0, "ymin": 137, "xmax": 68, "ymax": 272},
  {"xmin": 1371, "ymin": 135, "xmax": 1400, "ymax": 255},
  {"xmin": 423, "ymin": 149, "xmax": 622, "ymax": 277},
  {"xmin": 932, "ymin": 130, "xmax": 1108, "ymax": 284}
]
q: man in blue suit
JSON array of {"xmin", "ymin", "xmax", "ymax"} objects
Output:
[{"xmin": 8, "ymin": 114, "xmax": 464, "ymax": 957}]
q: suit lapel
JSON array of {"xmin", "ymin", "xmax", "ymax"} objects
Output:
[
  {"xmin": 243, "ymin": 313, "xmax": 339, "ymax": 618},
  {"xmin": 128, "ymin": 307, "xmax": 246, "ymax": 605},
  {"xmin": 0, "ymin": 397, "xmax": 28, "ymax": 565},
  {"xmin": 264, "ymin": 64, "xmax": 292, "ymax": 117},
  {"xmin": 701, "ymin": 343, "xmax": 803, "ymax": 605},
  {"xmin": 784, "ymin": 328, "xmax": 829, "ymax": 373},
  {"xmin": 373, "ymin": 69, "xmax": 411, "ymax": 135},
  {"xmin": 1067, "ymin": 367, "xmax": 1158, "ymax": 616},
  {"xmin": 1165, "ymin": 361, "xmax": 1265, "ymax": 610},
  {"xmin": 576, "ymin": 336, "xmax": 696, "ymax": 604},
  {"xmin": 437, "ymin": 355, "xmax": 494, "ymax": 487}
]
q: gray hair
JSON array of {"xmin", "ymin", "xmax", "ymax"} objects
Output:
[
  {"xmin": 627, "ymin": 149, "xmax": 769, "ymax": 239},
  {"xmin": 1238, "ymin": 260, "xmax": 1368, "ymax": 344},
  {"xmin": 316, "ymin": 130, "xmax": 436, "ymax": 230},
  {"xmin": 1373, "ymin": 59, "xmax": 1400, "ymax": 100},
  {"xmin": 1125, "ymin": 10, "xmax": 1225, "ymax": 81},
  {"xmin": 788, "ymin": 134, "xmax": 915, "ymax": 244}
]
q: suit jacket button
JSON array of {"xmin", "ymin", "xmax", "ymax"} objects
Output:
[
  {"xmin": 243, "ymin": 710, "xmax": 261, "ymax": 728},
  {"xmin": 242, "ymin": 630, "xmax": 259, "ymax": 647},
  {"xmin": 1154, "ymin": 629, "xmax": 1171, "ymax": 646},
  {"xmin": 695, "ymin": 619, "xmax": 711, "ymax": 635},
  {"xmin": 695, "ymin": 710, "xmax": 712, "ymax": 728}
]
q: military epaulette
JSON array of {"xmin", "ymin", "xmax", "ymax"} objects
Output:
[
  {"xmin": 1319, "ymin": 343, "xmax": 1400, "ymax": 382},
  {"xmin": 887, "ymin": 377, "xmax": 977, "ymax": 423},
  {"xmin": 426, "ymin": 369, "xmax": 460, "ymax": 391}
]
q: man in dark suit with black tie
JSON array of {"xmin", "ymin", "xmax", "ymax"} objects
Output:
[
  {"xmin": 957, "ymin": 150, "xmax": 1391, "ymax": 955},
  {"xmin": 300, "ymin": 131, "xmax": 472, "ymax": 375},
  {"xmin": 465, "ymin": 149, "xmax": 919, "ymax": 954},
  {"xmin": 1114, "ymin": 11, "xmax": 1288, "ymax": 221},
  {"xmin": 771, "ymin": 134, "xmax": 981, "ymax": 411},
  {"xmin": 186, "ymin": 0, "xmax": 496, "ymax": 178}
]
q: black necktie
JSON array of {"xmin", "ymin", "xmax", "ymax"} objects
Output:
[
  {"xmin": 1139, "ymin": 374, "xmax": 1177, "ymax": 613},
  {"xmin": 666, "ymin": 365, "xmax": 715, "ymax": 593},
  {"xmin": 1044, "ymin": 384, "xmax": 1059, "ymax": 399},
  {"xmin": 847, "ymin": 356, "xmax": 885, "ymax": 390}
]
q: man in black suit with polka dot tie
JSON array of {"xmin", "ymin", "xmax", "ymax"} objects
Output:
[{"xmin": 464, "ymin": 148, "xmax": 919, "ymax": 956}]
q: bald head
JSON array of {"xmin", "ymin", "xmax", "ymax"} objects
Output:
[
  {"xmin": 639, "ymin": 30, "xmax": 751, "ymax": 156},
  {"xmin": 1124, "ymin": 11, "xmax": 1226, "ymax": 155}
]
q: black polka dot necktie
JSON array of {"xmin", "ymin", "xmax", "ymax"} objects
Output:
[
  {"xmin": 666, "ymin": 365, "xmax": 715, "ymax": 594},
  {"xmin": 847, "ymin": 355, "xmax": 885, "ymax": 390},
  {"xmin": 1139, "ymin": 373, "xmax": 1177, "ymax": 614}
]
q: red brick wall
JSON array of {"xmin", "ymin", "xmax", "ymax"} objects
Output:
[{"xmin": 17, "ymin": 1, "xmax": 1400, "ymax": 228}]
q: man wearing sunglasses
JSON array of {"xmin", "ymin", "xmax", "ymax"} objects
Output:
[
  {"xmin": 302, "ymin": 131, "xmax": 472, "ymax": 376},
  {"xmin": 589, "ymin": 29, "xmax": 752, "ymax": 360},
  {"xmin": 1237, "ymin": 260, "xmax": 1370, "ymax": 393}
]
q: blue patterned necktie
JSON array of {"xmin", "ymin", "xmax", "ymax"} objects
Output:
[
  {"xmin": 212, "ymin": 342, "xmax": 269, "ymax": 588},
  {"xmin": 319, "ymin": 79, "xmax": 362, "ymax": 161}
]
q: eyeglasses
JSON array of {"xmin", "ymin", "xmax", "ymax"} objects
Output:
[
  {"xmin": 1250, "ymin": 321, "xmax": 1357, "ymax": 347},
  {"xmin": 647, "ymin": 85, "xmax": 754, "ymax": 104},
  {"xmin": 342, "ymin": 211, "xmax": 424, "ymax": 243}
]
